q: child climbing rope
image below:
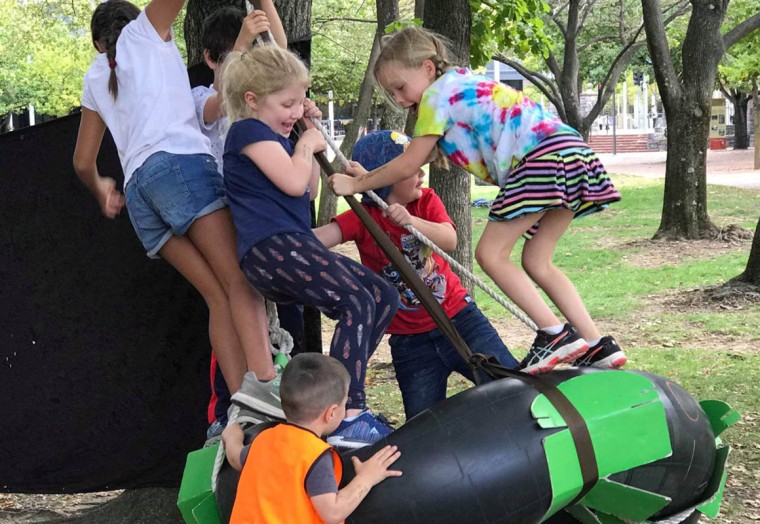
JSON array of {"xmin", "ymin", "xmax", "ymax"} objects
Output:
[
  {"xmin": 221, "ymin": 45, "xmax": 399, "ymax": 447},
  {"xmin": 328, "ymin": 27, "xmax": 627, "ymax": 373},
  {"xmin": 315, "ymin": 130, "xmax": 522, "ymax": 419},
  {"xmin": 72, "ymin": 0, "xmax": 276, "ymax": 397}
]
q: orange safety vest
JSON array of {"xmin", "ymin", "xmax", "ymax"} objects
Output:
[{"xmin": 230, "ymin": 423, "xmax": 343, "ymax": 524}]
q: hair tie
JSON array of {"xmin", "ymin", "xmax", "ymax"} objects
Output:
[{"xmin": 108, "ymin": 57, "xmax": 117, "ymax": 70}]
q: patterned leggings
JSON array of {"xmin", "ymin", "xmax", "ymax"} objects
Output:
[{"xmin": 241, "ymin": 232, "xmax": 399, "ymax": 410}]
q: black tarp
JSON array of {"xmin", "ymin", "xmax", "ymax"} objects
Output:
[{"xmin": 0, "ymin": 113, "xmax": 212, "ymax": 493}]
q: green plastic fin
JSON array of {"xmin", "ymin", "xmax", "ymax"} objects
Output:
[
  {"xmin": 532, "ymin": 372, "xmax": 672, "ymax": 518},
  {"xmin": 564, "ymin": 506, "xmax": 603, "ymax": 524},
  {"xmin": 595, "ymin": 512, "xmax": 629, "ymax": 524},
  {"xmin": 699, "ymin": 400, "xmax": 740, "ymax": 438},
  {"xmin": 697, "ymin": 445, "xmax": 731, "ymax": 519},
  {"xmin": 540, "ymin": 431, "xmax": 583, "ymax": 517},
  {"xmin": 580, "ymin": 478, "xmax": 670, "ymax": 521},
  {"xmin": 177, "ymin": 444, "xmax": 223, "ymax": 524}
]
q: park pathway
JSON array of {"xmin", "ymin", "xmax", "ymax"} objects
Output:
[{"xmin": 598, "ymin": 148, "xmax": 760, "ymax": 190}]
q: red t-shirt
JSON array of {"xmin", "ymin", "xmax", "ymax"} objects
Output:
[{"xmin": 332, "ymin": 188, "xmax": 469, "ymax": 335}]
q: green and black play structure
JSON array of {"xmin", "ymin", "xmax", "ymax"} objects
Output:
[{"xmin": 179, "ymin": 367, "xmax": 737, "ymax": 524}]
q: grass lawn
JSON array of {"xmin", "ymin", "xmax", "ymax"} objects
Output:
[{"xmin": 360, "ymin": 174, "xmax": 760, "ymax": 523}]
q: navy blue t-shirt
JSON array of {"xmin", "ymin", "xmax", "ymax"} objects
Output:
[{"xmin": 224, "ymin": 118, "xmax": 313, "ymax": 262}]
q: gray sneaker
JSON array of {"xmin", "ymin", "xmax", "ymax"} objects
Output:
[{"xmin": 230, "ymin": 372, "xmax": 286, "ymax": 420}]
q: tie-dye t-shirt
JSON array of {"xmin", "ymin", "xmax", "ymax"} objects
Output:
[{"xmin": 414, "ymin": 68, "xmax": 579, "ymax": 186}]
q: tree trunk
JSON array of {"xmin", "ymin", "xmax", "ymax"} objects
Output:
[
  {"xmin": 726, "ymin": 92, "xmax": 751, "ymax": 150},
  {"xmin": 655, "ymin": 90, "xmax": 717, "ymax": 239},
  {"xmin": 754, "ymin": 78, "xmax": 760, "ymax": 169},
  {"xmin": 735, "ymin": 216, "xmax": 760, "ymax": 286},
  {"xmin": 423, "ymin": 1, "xmax": 474, "ymax": 293},
  {"xmin": 185, "ymin": 0, "xmax": 246, "ymax": 67}
]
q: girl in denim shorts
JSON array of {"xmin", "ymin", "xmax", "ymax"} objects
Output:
[{"xmin": 73, "ymin": 0, "xmax": 275, "ymax": 395}]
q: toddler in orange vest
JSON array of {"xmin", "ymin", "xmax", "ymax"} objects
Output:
[{"xmin": 223, "ymin": 353, "xmax": 402, "ymax": 523}]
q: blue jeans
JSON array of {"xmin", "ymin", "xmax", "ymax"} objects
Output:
[
  {"xmin": 389, "ymin": 301, "xmax": 519, "ymax": 420},
  {"xmin": 125, "ymin": 152, "xmax": 226, "ymax": 258}
]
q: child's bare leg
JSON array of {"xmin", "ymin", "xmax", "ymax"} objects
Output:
[
  {"xmin": 159, "ymin": 235, "xmax": 247, "ymax": 392},
  {"xmin": 475, "ymin": 215, "xmax": 560, "ymax": 329},
  {"xmin": 521, "ymin": 208, "xmax": 601, "ymax": 341},
  {"xmin": 186, "ymin": 209, "xmax": 276, "ymax": 382}
]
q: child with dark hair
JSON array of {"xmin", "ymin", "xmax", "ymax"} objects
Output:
[
  {"xmin": 316, "ymin": 131, "xmax": 521, "ymax": 420},
  {"xmin": 192, "ymin": 2, "xmax": 286, "ymax": 168},
  {"xmin": 73, "ymin": 0, "xmax": 277, "ymax": 405},
  {"xmin": 223, "ymin": 353, "xmax": 402, "ymax": 524}
]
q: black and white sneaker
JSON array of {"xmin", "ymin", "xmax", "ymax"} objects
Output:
[
  {"xmin": 572, "ymin": 336, "xmax": 627, "ymax": 369},
  {"xmin": 520, "ymin": 323, "xmax": 589, "ymax": 375}
]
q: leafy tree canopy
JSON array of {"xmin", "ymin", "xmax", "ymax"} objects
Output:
[
  {"xmin": 719, "ymin": 0, "xmax": 760, "ymax": 91},
  {"xmin": 0, "ymin": 0, "xmax": 183, "ymax": 118},
  {"xmin": 470, "ymin": 0, "xmax": 551, "ymax": 68}
]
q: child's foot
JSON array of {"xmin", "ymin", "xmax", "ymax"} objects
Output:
[
  {"xmin": 204, "ymin": 417, "xmax": 227, "ymax": 447},
  {"xmin": 230, "ymin": 372, "xmax": 285, "ymax": 420},
  {"xmin": 326, "ymin": 410, "xmax": 393, "ymax": 450},
  {"xmin": 520, "ymin": 323, "xmax": 589, "ymax": 375},
  {"xmin": 572, "ymin": 336, "xmax": 627, "ymax": 369}
]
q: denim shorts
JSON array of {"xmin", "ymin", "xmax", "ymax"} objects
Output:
[{"xmin": 125, "ymin": 152, "xmax": 227, "ymax": 258}]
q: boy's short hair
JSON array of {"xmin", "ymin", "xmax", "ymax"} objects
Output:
[
  {"xmin": 280, "ymin": 354, "xmax": 350, "ymax": 424},
  {"xmin": 202, "ymin": 6, "xmax": 245, "ymax": 63},
  {"xmin": 351, "ymin": 130, "xmax": 411, "ymax": 206}
]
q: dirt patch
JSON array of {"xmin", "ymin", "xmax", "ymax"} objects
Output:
[{"xmin": 616, "ymin": 235, "xmax": 752, "ymax": 270}]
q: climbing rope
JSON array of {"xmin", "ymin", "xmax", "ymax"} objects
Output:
[
  {"xmin": 311, "ymin": 118, "xmax": 538, "ymax": 332},
  {"xmin": 265, "ymin": 299, "xmax": 292, "ymax": 371}
]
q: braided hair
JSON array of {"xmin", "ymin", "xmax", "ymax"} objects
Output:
[
  {"xmin": 373, "ymin": 27, "xmax": 456, "ymax": 170},
  {"xmin": 373, "ymin": 27, "xmax": 455, "ymax": 82},
  {"xmin": 90, "ymin": 0, "xmax": 140, "ymax": 99}
]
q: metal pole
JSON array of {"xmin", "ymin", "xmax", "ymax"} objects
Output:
[{"xmin": 612, "ymin": 91, "xmax": 617, "ymax": 155}]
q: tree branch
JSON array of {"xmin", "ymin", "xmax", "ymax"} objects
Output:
[
  {"xmin": 495, "ymin": 55, "xmax": 566, "ymax": 120},
  {"xmin": 578, "ymin": 0, "xmax": 599, "ymax": 33},
  {"xmin": 641, "ymin": 0, "xmax": 681, "ymax": 105},
  {"xmin": 546, "ymin": 49, "xmax": 562, "ymax": 79},
  {"xmin": 662, "ymin": 0, "xmax": 691, "ymax": 26},
  {"xmin": 723, "ymin": 11, "xmax": 760, "ymax": 50},
  {"xmin": 314, "ymin": 17, "xmax": 377, "ymax": 24},
  {"xmin": 578, "ymin": 34, "xmax": 619, "ymax": 52},
  {"xmin": 717, "ymin": 78, "xmax": 732, "ymax": 101}
]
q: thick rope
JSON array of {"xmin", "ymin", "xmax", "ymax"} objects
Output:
[
  {"xmin": 265, "ymin": 299, "xmax": 293, "ymax": 363},
  {"xmin": 312, "ymin": 118, "xmax": 537, "ymax": 332}
]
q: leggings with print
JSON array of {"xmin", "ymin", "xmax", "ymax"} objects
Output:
[{"xmin": 241, "ymin": 232, "xmax": 399, "ymax": 410}]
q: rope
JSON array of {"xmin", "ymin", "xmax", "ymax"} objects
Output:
[
  {"xmin": 311, "ymin": 118, "xmax": 538, "ymax": 332},
  {"xmin": 265, "ymin": 299, "xmax": 293, "ymax": 370}
]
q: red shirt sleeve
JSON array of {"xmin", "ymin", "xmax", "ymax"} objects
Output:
[
  {"xmin": 411, "ymin": 189, "xmax": 455, "ymax": 227},
  {"xmin": 331, "ymin": 209, "xmax": 363, "ymax": 243}
]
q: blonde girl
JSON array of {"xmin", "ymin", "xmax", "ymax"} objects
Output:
[
  {"xmin": 221, "ymin": 46, "xmax": 399, "ymax": 448},
  {"xmin": 73, "ymin": 0, "xmax": 276, "ymax": 401},
  {"xmin": 328, "ymin": 27, "xmax": 626, "ymax": 374}
]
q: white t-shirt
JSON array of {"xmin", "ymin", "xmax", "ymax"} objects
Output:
[
  {"xmin": 81, "ymin": 10, "xmax": 210, "ymax": 187},
  {"xmin": 192, "ymin": 84, "xmax": 226, "ymax": 172}
]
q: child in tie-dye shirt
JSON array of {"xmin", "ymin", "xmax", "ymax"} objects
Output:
[{"xmin": 329, "ymin": 27, "xmax": 626, "ymax": 374}]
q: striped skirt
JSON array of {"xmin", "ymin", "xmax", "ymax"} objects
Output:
[{"xmin": 489, "ymin": 134, "xmax": 621, "ymax": 236}]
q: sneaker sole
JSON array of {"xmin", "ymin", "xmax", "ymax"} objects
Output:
[
  {"xmin": 589, "ymin": 352, "xmax": 628, "ymax": 369},
  {"xmin": 230, "ymin": 393, "xmax": 285, "ymax": 420},
  {"xmin": 523, "ymin": 339, "xmax": 589, "ymax": 375},
  {"xmin": 326, "ymin": 436, "xmax": 373, "ymax": 450}
]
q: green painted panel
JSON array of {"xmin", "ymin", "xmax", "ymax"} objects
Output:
[
  {"xmin": 699, "ymin": 400, "xmax": 740, "ymax": 438},
  {"xmin": 581, "ymin": 478, "xmax": 670, "ymax": 521}
]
